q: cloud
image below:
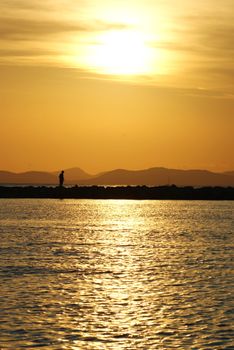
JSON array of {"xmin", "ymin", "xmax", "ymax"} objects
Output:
[
  {"xmin": 185, "ymin": 19, "xmax": 234, "ymax": 84},
  {"xmin": 1, "ymin": 0, "xmax": 85, "ymax": 11},
  {"xmin": 198, "ymin": 24, "xmax": 234, "ymax": 55},
  {"xmin": 152, "ymin": 15, "xmax": 234, "ymax": 81},
  {"xmin": 0, "ymin": 48, "xmax": 58, "ymax": 57},
  {"xmin": 0, "ymin": 17, "xmax": 129, "ymax": 41},
  {"xmin": 182, "ymin": 14, "xmax": 234, "ymax": 53},
  {"xmin": 0, "ymin": 18, "xmax": 90, "ymax": 40},
  {"xmin": 193, "ymin": 66, "xmax": 234, "ymax": 84},
  {"xmin": 1, "ymin": 0, "xmax": 48, "ymax": 10},
  {"xmin": 148, "ymin": 11, "xmax": 234, "ymax": 97},
  {"xmin": 1, "ymin": 0, "xmax": 233, "ymax": 97},
  {"xmin": 152, "ymin": 15, "xmax": 234, "ymax": 55}
]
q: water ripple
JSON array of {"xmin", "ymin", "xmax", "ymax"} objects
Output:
[{"xmin": 0, "ymin": 199, "xmax": 233, "ymax": 349}]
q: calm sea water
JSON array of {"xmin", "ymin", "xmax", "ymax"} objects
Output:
[{"xmin": 0, "ymin": 199, "xmax": 233, "ymax": 350}]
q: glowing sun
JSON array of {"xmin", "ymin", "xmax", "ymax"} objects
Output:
[{"xmin": 86, "ymin": 30, "xmax": 153, "ymax": 76}]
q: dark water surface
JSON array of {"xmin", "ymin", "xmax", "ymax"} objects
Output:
[{"xmin": 0, "ymin": 199, "xmax": 233, "ymax": 349}]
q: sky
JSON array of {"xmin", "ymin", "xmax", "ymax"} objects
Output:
[{"xmin": 1, "ymin": 0, "xmax": 234, "ymax": 173}]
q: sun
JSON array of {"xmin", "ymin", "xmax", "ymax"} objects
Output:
[{"xmin": 85, "ymin": 30, "xmax": 154, "ymax": 76}]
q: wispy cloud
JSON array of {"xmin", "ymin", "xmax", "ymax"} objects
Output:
[
  {"xmin": 1, "ymin": 0, "xmax": 49, "ymax": 10},
  {"xmin": 149, "ymin": 12, "xmax": 234, "ymax": 95},
  {"xmin": 1, "ymin": 0, "xmax": 85, "ymax": 11},
  {"xmin": 0, "ymin": 48, "xmax": 58, "ymax": 57},
  {"xmin": 152, "ymin": 14, "xmax": 234, "ymax": 54},
  {"xmin": 0, "ymin": 17, "xmax": 129, "ymax": 41},
  {"xmin": 0, "ymin": 0, "xmax": 233, "ymax": 96},
  {"xmin": 198, "ymin": 24, "xmax": 234, "ymax": 56}
]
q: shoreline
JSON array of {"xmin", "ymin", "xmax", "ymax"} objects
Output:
[{"xmin": 0, "ymin": 185, "xmax": 234, "ymax": 200}]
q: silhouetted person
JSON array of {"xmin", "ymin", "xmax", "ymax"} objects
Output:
[{"xmin": 59, "ymin": 170, "xmax": 64, "ymax": 187}]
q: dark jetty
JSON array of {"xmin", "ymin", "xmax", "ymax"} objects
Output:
[{"xmin": 0, "ymin": 185, "xmax": 234, "ymax": 200}]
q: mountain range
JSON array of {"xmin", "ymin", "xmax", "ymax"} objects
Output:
[{"xmin": 0, "ymin": 167, "xmax": 234, "ymax": 187}]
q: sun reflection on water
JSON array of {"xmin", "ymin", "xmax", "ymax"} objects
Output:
[{"xmin": 0, "ymin": 199, "xmax": 233, "ymax": 349}]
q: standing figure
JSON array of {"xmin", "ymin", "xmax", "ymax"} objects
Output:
[{"xmin": 59, "ymin": 170, "xmax": 64, "ymax": 187}]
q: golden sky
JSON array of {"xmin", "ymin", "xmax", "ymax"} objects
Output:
[{"xmin": 1, "ymin": 0, "xmax": 234, "ymax": 173}]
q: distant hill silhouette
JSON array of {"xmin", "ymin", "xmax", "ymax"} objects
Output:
[
  {"xmin": 224, "ymin": 171, "xmax": 234, "ymax": 177},
  {"xmin": 0, "ymin": 171, "xmax": 56, "ymax": 184},
  {"xmin": 0, "ymin": 168, "xmax": 93, "ymax": 185},
  {"xmin": 79, "ymin": 168, "xmax": 234, "ymax": 187},
  {"xmin": 51, "ymin": 167, "xmax": 92, "ymax": 181},
  {"xmin": 0, "ymin": 167, "xmax": 234, "ymax": 187}
]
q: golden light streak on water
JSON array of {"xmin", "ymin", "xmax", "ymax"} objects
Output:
[{"xmin": 0, "ymin": 199, "xmax": 233, "ymax": 349}]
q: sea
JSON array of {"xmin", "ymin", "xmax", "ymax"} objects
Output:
[{"xmin": 0, "ymin": 199, "xmax": 233, "ymax": 349}]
